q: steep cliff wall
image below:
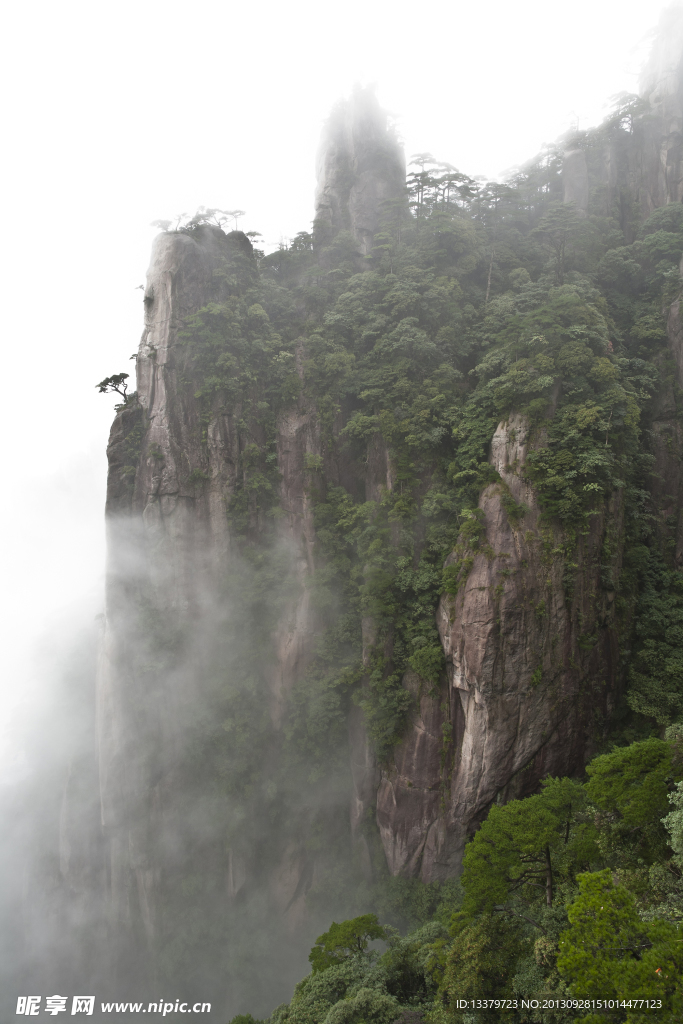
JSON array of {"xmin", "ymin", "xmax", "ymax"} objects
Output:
[
  {"xmin": 99, "ymin": 89, "xmax": 410, "ymax": 975},
  {"xmin": 101, "ymin": 226, "xmax": 246, "ymax": 987},
  {"xmin": 100, "ymin": 225, "xmax": 337, "ymax": 1004},
  {"xmin": 314, "ymin": 85, "xmax": 406, "ymax": 259},
  {"xmin": 376, "ymin": 415, "xmax": 622, "ymax": 880},
  {"xmin": 95, "ymin": 36, "xmax": 683, "ymax": 1007}
]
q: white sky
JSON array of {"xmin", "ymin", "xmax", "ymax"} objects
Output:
[{"xmin": 0, "ymin": 0, "xmax": 678, "ymax": 752}]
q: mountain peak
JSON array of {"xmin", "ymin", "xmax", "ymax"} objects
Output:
[{"xmin": 314, "ymin": 84, "xmax": 406, "ymax": 261}]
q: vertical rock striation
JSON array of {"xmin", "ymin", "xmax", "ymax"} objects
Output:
[
  {"xmin": 314, "ymin": 85, "xmax": 406, "ymax": 260},
  {"xmin": 376, "ymin": 415, "xmax": 622, "ymax": 880},
  {"xmin": 100, "ymin": 226, "xmax": 242, "ymax": 982},
  {"xmin": 99, "ymin": 225, "xmax": 326, "ymax": 998}
]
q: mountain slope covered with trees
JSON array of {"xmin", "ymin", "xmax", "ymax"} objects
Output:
[
  {"xmin": 209, "ymin": 98, "xmax": 683, "ymax": 1020},
  {"xmin": 86, "ymin": 15, "xmax": 683, "ymax": 1019}
]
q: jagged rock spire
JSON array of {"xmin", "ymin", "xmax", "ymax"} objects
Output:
[
  {"xmin": 314, "ymin": 85, "xmax": 406, "ymax": 259},
  {"xmin": 640, "ymin": 4, "xmax": 683, "ymax": 110}
]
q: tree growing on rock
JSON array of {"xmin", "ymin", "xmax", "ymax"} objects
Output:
[{"xmin": 96, "ymin": 373, "xmax": 130, "ymax": 400}]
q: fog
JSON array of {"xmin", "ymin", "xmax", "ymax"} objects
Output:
[
  {"xmin": 1, "ymin": 0, "xmax": 670, "ymax": 735},
  {"xmin": 0, "ymin": 0, "xmax": 679, "ymax": 1018}
]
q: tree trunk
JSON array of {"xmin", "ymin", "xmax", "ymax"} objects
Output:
[{"xmin": 485, "ymin": 246, "xmax": 495, "ymax": 304}]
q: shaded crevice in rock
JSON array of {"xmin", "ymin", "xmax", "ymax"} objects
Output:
[{"xmin": 377, "ymin": 413, "xmax": 624, "ymax": 881}]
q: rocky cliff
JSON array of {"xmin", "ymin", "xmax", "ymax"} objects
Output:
[
  {"xmin": 313, "ymin": 85, "xmax": 405, "ymax": 260},
  {"xmin": 376, "ymin": 416, "xmax": 623, "ymax": 880},
  {"xmin": 100, "ymin": 225, "xmax": 329, "ymax": 1002},
  {"xmin": 93, "ymin": 20, "xmax": 683, "ymax": 1008}
]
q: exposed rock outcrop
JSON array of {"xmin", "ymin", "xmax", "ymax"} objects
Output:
[
  {"xmin": 100, "ymin": 226, "xmax": 241, "ymax": 945},
  {"xmin": 99, "ymin": 225, "xmax": 326, "ymax": 997},
  {"xmin": 376, "ymin": 414, "xmax": 622, "ymax": 880},
  {"xmin": 314, "ymin": 85, "xmax": 406, "ymax": 259},
  {"xmin": 96, "ymin": 87, "xmax": 412, "ymax": 995}
]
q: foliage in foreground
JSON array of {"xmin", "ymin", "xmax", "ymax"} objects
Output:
[{"xmin": 233, "ymin": 735, "xmax": 683, "ymax": 1024}]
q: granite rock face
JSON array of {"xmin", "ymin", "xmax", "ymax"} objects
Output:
[
  {"xmin": 100, "ymin": 227, "xmax": 242, "ymax": 964},
  {"xmin": 376, "ymin": 224, "xmax": 683, "ymax": 887},
  {"xmin": 314, "ymin": 85, "xmax": 406, "ymax": 260},
  {"xmin": 99, "ymin": 227, "xmax": 326, "ymax": 990},
  {"xmin": 376, "ymin": 413, "xmax": 622, "ymax": 880}
]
